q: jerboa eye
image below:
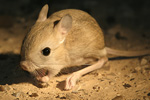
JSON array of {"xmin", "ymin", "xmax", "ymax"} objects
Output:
[{"xmin": 42, "ymin": 47, "xmax": 51, "ymax": 56}]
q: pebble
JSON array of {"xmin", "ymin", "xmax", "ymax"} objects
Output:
[
  {"xmin": 37, "ymin": 82, "xmax": 49, "ymax": 88},
  {"xmin": 7, "ymin": 38, "xmax": 14, "ymax": 43},
  {"xmin": 147, "ymin": 93, "xmax": 150, "ymax": 96},
  {"xmin": 104, "ymin": 87, "xmax": 109, "ymax": 90},
  {"xmin": 12, "ymin": 92, "xmax": 21, "ymax": 98},
  {"xmin": 92, "ymin": 72, "xmax": 99, "ymax": 76},
  {"xmin": 116, "ymin": 93, "xmax": 121, "ymax": 96},
  {"xmin": 130, "ymin": 78, "xmax": 135, "ymax": 81},
  {"xmin": 29, "ymin": 93, "xmax": 38, "ymax": 97},
  {"xmin": 129, "ymin": 73, "xmax": 133, "ymax": 77},
  {"xmin": 143, "ymin": 65, "xmax": 150, "ymax": 68},
  {"xmin": 29, "ymin": 93, "xmax": 39, "ymax": 97},
  {"xmin": 123, "ymin": 83, "xmax": 131, "ymax": 89},
  {"xmin": 27, "ymin": 91, "xmax": 32, "ymax": 95},
  {"xmin": 142, "ymin": 69, "xmax": 147, "ymax": 74},
  {"xmin": 12, "ymin": 92, "xmax": 26, "ymax": 98},
  {"xmin": 135, "ymin": 66, "xmax": 142, "ymax": 71},
  {"xmin": 109, "ymin": 81, "xmax": 115, "ymax": 85},
  {"xmin": 0, "ymin": 85, "xmax": 11, "ymax": 91},
  {"xmin": 56, "ymin": 93, "xmax": 66, "ymax": 99},
  {"xmin": 141, "ymin": 58, "xmax": 148, "ymax": 65},
  {"xmin": 117, "ymin": 72, "xmax": 121, "ymax": 75},
  {"xmin": 143, "ymin": 96, "xmax": 150, "ymax": 100},
  {"xmin": 112, "ymin": 96, "xmax": 123, "ymax": 100}
]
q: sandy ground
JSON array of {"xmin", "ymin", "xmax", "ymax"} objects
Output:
[{"xmin": 0, "ymin": 14, "xmax": 150, "ymax": 100}]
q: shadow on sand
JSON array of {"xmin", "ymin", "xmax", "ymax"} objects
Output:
[
  {"xmin": 0, "ymin": 53, "xmax": 86, "ymax": 89},
  {"xmin": 0, "ymin": 53, "xmax": 34, "ymax": 85}
]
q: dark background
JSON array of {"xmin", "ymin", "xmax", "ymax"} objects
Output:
[
  {"xmin": 0, "ymin": 0, "xmax": 150, "ymax": 31},
  {"xmin": 0, "ymin": 1, "xmax": 150, "ymax": 99}
]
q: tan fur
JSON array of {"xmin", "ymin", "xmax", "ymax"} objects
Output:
[
  {"xmin": 20, "ymin": 5, "xmax": 106, "ymax": 82},
  {"xmin": 105, "ymin": 47, "xmax": 150, "ymax": 57},
  {"xmin": 50, "ymin": 9, "xmax": 106, "ymax": 65}
]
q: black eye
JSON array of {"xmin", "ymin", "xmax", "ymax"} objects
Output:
[{"xmin": 42, "ymin": 47, "xmax": 51, "ymax": 56}]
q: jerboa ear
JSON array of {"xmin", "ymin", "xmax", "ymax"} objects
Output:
[
  {"xmin": 37, "ymin": 4, "xmax": 49, "ymax": 22},
  {"xmin": 55, "ymin": 14, "xmax": 72, "ymax": 41}
]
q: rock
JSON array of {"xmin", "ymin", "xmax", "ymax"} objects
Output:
[
  {"xmin": 147, "ymin": 93, "xmax": 150, "ymax": 96},
  {"xmin": 116, "ymin": 93, "xmax": 121, "ymax": 96},
  {"xmin": 142, "ymin": 69, "xmax": 147, "ymax": 74},
  {"xmin": 130, "ymin": 78, "xmax": 135, "ymax": 81},
  {"xmin": 0, "ymin": 85, "xmax": 11, "ymax": 91},
  {"xmin": 123, "ymin": 83, "xmax": 131, "ymax": 89},
  {"xmin": 141, "ymin": 58, "xmax": 148, "ymax": 65},
  {"xmin": 135, "ymin": 66, "xmax": 142, "ymax": 71},
  {"xmin": 12, "ymin": 92, "xmax": 26, "ymax": 98},
  {"xmin": 27, "ymin": 91, "xmax": 32, "ymax": 95},
  {"xmin": 104, "ymin": 87, "xmax": 109, "ymax": 90},
  {"xmin": 56, "ymin": 93, "xmax": 66, "ymax": 99},
  {"xmin": 115, "ymin": 32, "xmax": 127, "ymax": 40},
  {"xmin": 143, "ymin": 96, "xmax": 150, "ymax": 100},
  {"xmin": 129, "ymin": 73, "xmax": 133, "ymax": 77},
  {"xmin": 12, "ymin": 92, "xmax": 21, "ymax": 98},
  {"xmin": 29, "ymin": 93, "xmax": 38, "ymax": 97},
  {"xmin": 0, "ymin": 86, "xmax": 6, "ymax": 91},
  {"xmin": 112, "ymin": 96, "xmax": 123, "ymax": 100},
  {"xmin": 109, "ymin": 81, "xmax": 115, "ymax": 85},
  {"xmin": 117, "ymin": 72, "xmax": 121, "ymax": 75},
  {"xmin": 37, "ymin": 82, "xmax": 49, "ymax": 88},
  {"xmin": 143, "ymin": 65, "xmax": 150, "ymax": 69},
  {"xmin": 92, "ymin": 72, "xmax": 99, "ymax": 76}
]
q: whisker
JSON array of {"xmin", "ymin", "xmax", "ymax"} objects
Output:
[
  {"xmin": 32, "ymin": 70, "xmax": 39, "ymax": 76},
  {"xmin": 36, "ymin": 69, "xmax": 46, "ymax": 77}
]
